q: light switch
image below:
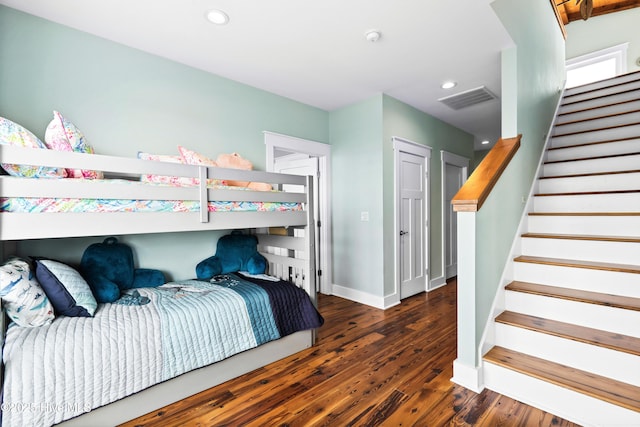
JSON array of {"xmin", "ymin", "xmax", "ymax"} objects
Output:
[{"xmin": 360, "ymin": 211, "xmax": 369, "ymax": 221}]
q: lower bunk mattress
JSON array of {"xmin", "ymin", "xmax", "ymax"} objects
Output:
[{"xmin": 1, "ymin": 273, "xmax": 324, "ymax": 427}]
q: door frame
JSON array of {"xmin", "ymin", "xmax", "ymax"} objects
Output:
[
  {"xmin": 264, "ymin": 131, "xmax": 332, "ymax": 295},
  {"xmin": 440, "ymin": 151, "xmax": 469, "ymax": 284},
  {"xmin": 393, "ymin": 136, "xmax": 431, "ymax": 301}
]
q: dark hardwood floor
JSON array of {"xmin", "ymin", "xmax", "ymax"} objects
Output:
[{"xmin": 121, "ymin": 279, "xmax": 580, "ymax": 426}]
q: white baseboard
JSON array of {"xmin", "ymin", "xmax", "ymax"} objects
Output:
[
  {"xmin": 331, "ymin": 284, "xmax": 387, "ymax": 309},
  {"xmin": 451, "ymin": 358, "xmax": 484, "ymax": 393}
]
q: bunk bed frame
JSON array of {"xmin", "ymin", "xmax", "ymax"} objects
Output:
[{"xmin": 0, "ymin": 144, "xmax": 317, "ymax": 426}]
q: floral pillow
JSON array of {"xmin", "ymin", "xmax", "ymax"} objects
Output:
[
  {"xmin": 177, "ymin": 145, "xmax": 225, "ymax": 186},
  {"xmin": 44, "ymin": 110, "xmax": 103, "ymax": 179},
  {"xmin": 0, "ymin": 116, "xmax": 67, "ymax": 178},
  {"xmin": 178, "ymin": 145, "xmax": 219, "ymax": 167},
  {"xmin": 0, "ymin": 258, "xmax": 55, "ymax": 327},
  {"xmin": 137, "ymin": 151, "xmax": 191, "ymax": 185}
]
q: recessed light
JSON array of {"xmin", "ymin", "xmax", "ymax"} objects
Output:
[
  {"xmin": 441, "ymin": 81, "xmax": 457, "ymax": 89},
  {"xmin": 481, "ymin": 140, "xmax": 490, "ymax": 145},
  {"xmin": 206, "ymin": 9, "xmax": 229, "ymax": 25}
]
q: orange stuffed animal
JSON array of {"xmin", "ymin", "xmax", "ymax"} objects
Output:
[{"xmin": 215, "ymin": 152, "xmax": 272, "ymax": 191}]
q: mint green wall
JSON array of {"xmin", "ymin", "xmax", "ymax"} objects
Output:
[
  {"xmin": 565, "ymin": 7, "xmax": 640, "ymax": 73},
  {"xmin": 455, "ymin": 0, "xmax": 565, "ymax": 368},
  {"xmin": 382, "ymin": 95, "xmax": 474, "ymax": 295},
  {"xmin": 329, "ymin": 96, "xmax": 385, "ymax": 294},
  {"xmin": 0, "ymin": 6, "xmax": 479, "ymax": 299},
  {"xmin": 328, "ymin": 94, "xmax": 473, "ymax": 299},
  {"xmin": 0, "ymin": 6, "xmax": 328, "ymax": 280}
]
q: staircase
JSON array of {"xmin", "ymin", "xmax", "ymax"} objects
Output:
[{"xmin": 482, "ymin": 71, "xmax": 640, "ymax": 426}]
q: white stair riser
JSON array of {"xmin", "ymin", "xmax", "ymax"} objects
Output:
[
  {"xmin": 550, "ymin": 124, "xmax": 640, "ymax": 147},
  {"xmin": 545, "ymin": 139, "xmax": 640, "ymax": 161},
  {"xmin": 495, "ymin": 323, "xmax": 640, "ymax": 386},
  {"xmin": 562, "ymin": 80, "xmax": 640, "ymax": 104},
  {"xmin": 504, "ymin": 292, "xmax": 640, "ymax": 338},
  {"xmin": 564, "ymin": 74, "xmax": 640, "ymax": 97},
  {"xmin": 556, "ymin": 99, "xmax": 640, "ymax": 124},
  {"xmin": 538, "ymin": 172, "xmax": 640, "ymax": 193},
  {"xmin": 559, "ymin": 89, "xmax": 640, "ymax": 115},
  {"xmin": 527, "ymin": 215, "xmax": 640, "ymax": 237},
  {"xmin": 543, "ymin": 154, "xmax": 640, "ymax": 176},
  {"xmin": 553, "ymin": 111, "xmax": 640, "ymax": 136},
  {"xmin": 544, "ymin": 154, "xmax": 640, "ymax": 177},
  {"xmin": 483, "ymin": 363, "xmax": 640, "ymax": 427},
  {"xmin": 512, "ymin": 262, "xmax": 640, "ymax": 297},
  {"xmin": 521, "ymin": 237, "xmax": 640, "ymax": 265},
  {"xmin": 533, "ymin": 192, "xmax": 640, "ymax": 212}
]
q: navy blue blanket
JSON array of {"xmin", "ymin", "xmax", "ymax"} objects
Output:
[{"xmin": 210, "ymin": 273, "xmax": 324, "ymax": 341}]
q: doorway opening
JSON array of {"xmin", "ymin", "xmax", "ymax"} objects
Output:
[
  {"xmin": 264, "ymin": 131, "xmax": 332, "ymax": 295},
  {"xmin": 441, "ymin": 151, "xmax": 469, "ymax": 283}
]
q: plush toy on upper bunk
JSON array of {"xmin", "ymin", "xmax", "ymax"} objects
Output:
[
  {"xmin": 80, "ymin": 237, "xmax": 165, "ymax": 303},
  {"xmin": 195, "ymin": 230, "xmax": 267, "ymax": 280}
]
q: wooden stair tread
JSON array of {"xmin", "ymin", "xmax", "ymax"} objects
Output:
[
  {"xmin": 562, "ymin": 86, "xmax": 640, "ymax": 107},
  {"xmin": 506, "ymin": 281, "xmax": 640, "ymax": 312},
  {"xmin": 547, "ymin": 136, "xmax": 640, "ymax": 151},
  {"xmin": 545, "ymin": 152, "xmax": 640, "ymax": 165},
  {"xmin": 553, "ymin": 121, "xmax": 640, "ymax": 138},
  {"xmin": 540, "ymin": 170, "xmax": 640, "ymax": 180},
  {"xmin": 544, "ymin": 151, "xmax": 640, "ymax": 164},
  {"xmin": 484, "ymin": 346, "xmax": 640, "ymax": 413},
  {"xmin": 535, "ymin": 189, "xmax": 640, "ymax": 197},
  {"xmin": 496, "ymin": 311, "xmax": 640, "ymax": 356},
  {"xmin": 558, "ymin": 98, "xmax": 640, "ymax": 118},
  {"xmin": 521, "ymin": 232, "xmax": 640, "ymax": 244},
  {"xmin": 555, "ymin": 108, "xmax": 640, "ymax": 127},
  {"xmin": 514, "ymin": 255, "xmax": 640, "ymax": 274}
]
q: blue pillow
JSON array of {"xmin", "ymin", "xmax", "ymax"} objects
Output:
[{"xmin": 35, "ymin": 259, "xmax": 97, "ymax": 317}]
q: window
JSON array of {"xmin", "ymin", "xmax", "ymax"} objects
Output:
[{"xmin": 566, "ymin": 43, "xmax": 628, "ymax": 88}]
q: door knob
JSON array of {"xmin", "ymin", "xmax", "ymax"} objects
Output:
[{"xmin": 400, "ymin": 230, "xmax": 408, "ymax": 236}]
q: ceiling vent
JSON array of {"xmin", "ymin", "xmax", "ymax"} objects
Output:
[{"xmin": 438, "ymin": 86, "xmax": 497, "ymax": 110}]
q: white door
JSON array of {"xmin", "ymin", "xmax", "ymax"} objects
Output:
[
  {"xmin": 444, "ymin": 163, "xmax": 464, "ymax": 278},
  {"xmin": 399, "ymin": 151, "xmax": 427, "ymax": 299},
  {"xmin": 274, "ymin": 156, "xmax": 321, "ymax": 292}
]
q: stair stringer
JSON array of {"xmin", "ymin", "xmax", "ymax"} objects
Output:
[{"xmin": 476, "ymin": 88, "xmax": 565, "ymax": 372}]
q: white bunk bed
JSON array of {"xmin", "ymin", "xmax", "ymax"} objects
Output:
[{"xmin": 0, "ymin": 144, "xmax": 318, "ymax": 426}]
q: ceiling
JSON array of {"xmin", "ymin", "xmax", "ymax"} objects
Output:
[
  {"xmin": 556, "ymin": 0, "xmax": 640, "ymax": 24},
  {"xmin": 3, "ymin": 1, "xmax": 517, "ymax": 150}
]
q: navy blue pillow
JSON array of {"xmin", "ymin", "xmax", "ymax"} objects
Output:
[{"xmin": 35, "ymin": 259, "xmax": 97, "ymax": 317}]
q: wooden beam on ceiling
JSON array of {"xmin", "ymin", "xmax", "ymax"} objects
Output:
[{"xmin": 559, "ymin": 0, "xmax": 640, "ymax": 24}]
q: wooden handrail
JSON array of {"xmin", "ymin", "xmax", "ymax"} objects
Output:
[{"xmin": 452, "ymin": 135, "xmax": 521, "ymax": 212}]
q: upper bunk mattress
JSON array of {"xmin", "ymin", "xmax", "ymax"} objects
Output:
[
  {"xmin": 0, "ymin": 177, "xmax": 302, "ymax": 214},
  {"xmin": 0, "ymin": 197, "xmax": 301, "ymax": 213}
]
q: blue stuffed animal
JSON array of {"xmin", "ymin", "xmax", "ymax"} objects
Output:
[
  {"xmin": 80, "ymin": 237, "xmax": 165, "ymax": 303},
  {"xmin": 196, "ymin": 231, "xmax": 267, "ymax": 280}
]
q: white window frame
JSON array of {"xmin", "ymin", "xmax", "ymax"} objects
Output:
[{"xmin": 566, "ymin": 43, "xmax": 629, "ymax": 87}]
